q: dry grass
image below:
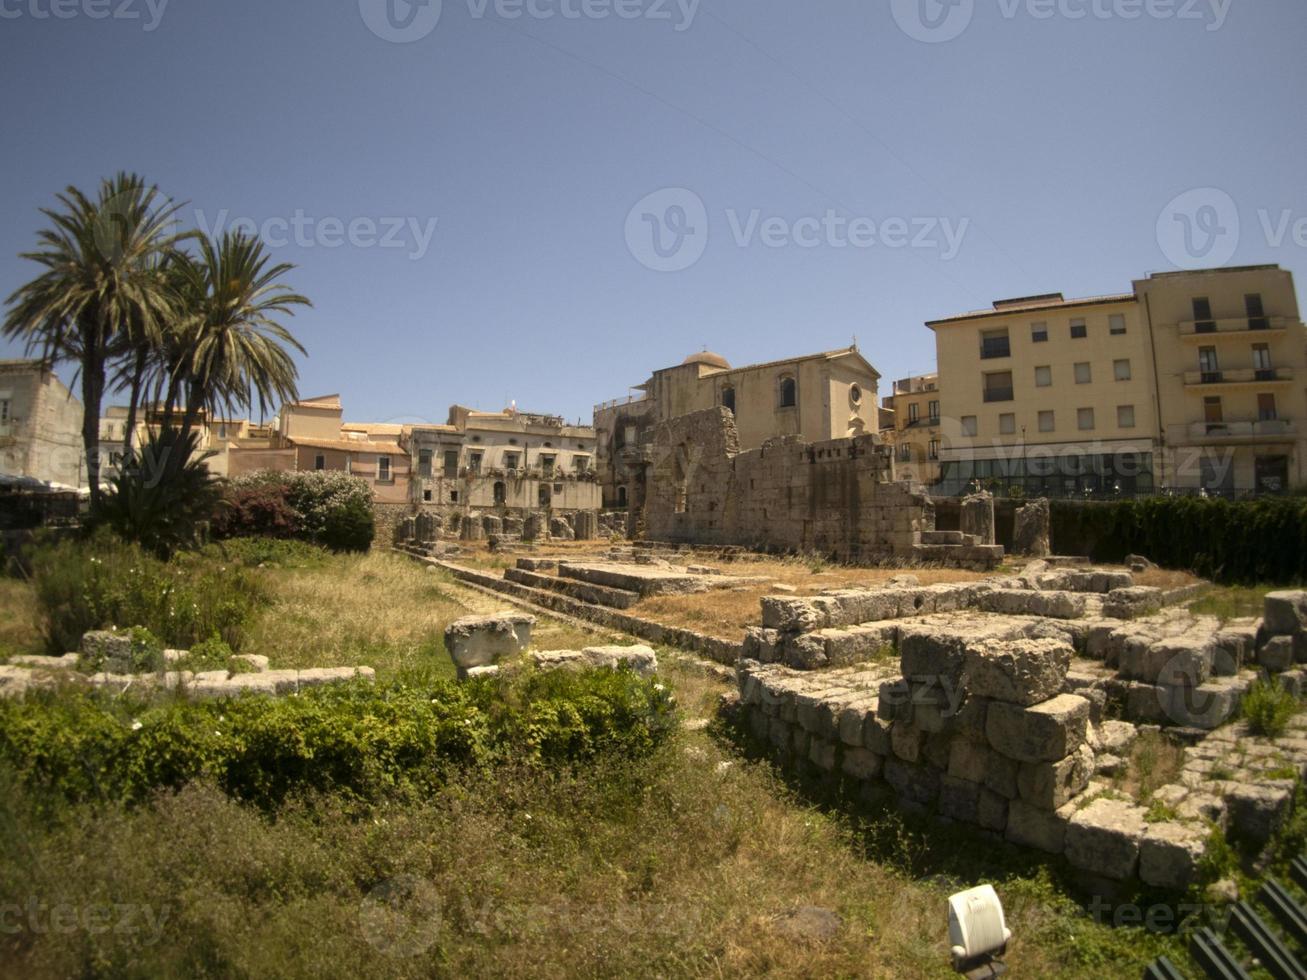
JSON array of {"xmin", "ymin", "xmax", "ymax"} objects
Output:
[
  {"xmin": 0, "ymin": 578, "xmax": 41, "ymax": 659},
  {"xmin": 243, "ymin": 550, "xmax": 604, "ymax": 680},
  {"xmin": 1112, "ymin": 731, "xmax": 1187, "ymax": 804},
  {"xmin": 1135, "ymin": 567, "xmax": 1204, "ymax": 590}
]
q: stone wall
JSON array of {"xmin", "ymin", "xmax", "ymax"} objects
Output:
[{"xmin": 643, "ymin": 408, "xmax": 940, "ymax": 562}]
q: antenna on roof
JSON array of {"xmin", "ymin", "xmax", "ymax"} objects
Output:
[{"xmin": 852, "ymin": 335, "xmax": 858, "ymax": 350}]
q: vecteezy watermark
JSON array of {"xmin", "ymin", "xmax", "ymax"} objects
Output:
[
  {"xmin": 0, "ymin": 0, "xmax": 169, "ymax": 30},
  {"xmin": 624, "ymin": 187, "xmax": 969, "ymax": 272},
  {"xmin": 193, "ymin": 209, "xmax": 439, "ymax": 260},
  {"xmin": 359, "ymin": 0, "xmax": 698, "ymax": 43},
  {"xmin": 1157, "ymin": 188, "xmax": 1307, "ymax": 270},
  {"xmin": 0, "ymin": 899, "xmax": 170, "ymax": 944},
  {"xmin": 358, "ymin": 875, "xmax": 442, "ymax": 958},
  {"xmin": 892, "ymin": 0, "xmax": 1231, "ymax": 43}
]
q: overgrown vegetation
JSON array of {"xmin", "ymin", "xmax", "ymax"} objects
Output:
[
  {"xmin": 1051, "ymin": 496, "xmax": 1307, "ymax": 585},
  {"xmin": 213, "ymin": 471, "xmax": 376, "ymax": 552},
  {"xmin": 1242, "ymin": 677, "xmax": 1299, "ymax": 737},
  {"xmin": 27, "ymin": 530, "xmax": 268, "ymax": 654},
  {"xmin": 0, "ymin": 669, "xmax": 676, "ymax": 812}
]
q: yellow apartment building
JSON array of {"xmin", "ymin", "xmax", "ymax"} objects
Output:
[
  {"xmin": 880, "ymin": 373, "xmax": 943, "ymax": 486},
  {"xmin": 926, "ymin": 265, "xmax": 1307, "ymax": 497}
]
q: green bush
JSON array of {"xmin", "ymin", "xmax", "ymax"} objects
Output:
[
  {"xmin": 28, "ymin": 530, "xmax": 268, "ymax": 654},
  {"xmin": 0, "ymin": 669, "xmax": 677, "ymax": 811},
  {"xmin": 215, "ymin": 472, "xmax": 375, "ymax": 552},
  {"xmin": 1243, "ymin": 677, "xmax": 1299, "ymax": 737},
  {"xmin": 1050, "ymin": 496, "xmax": 1307, "ymax": 584},
  {"xmin": 175, "ymin": 633, "xmax": 234, "ymax": 673},
  {"xmin": 203, "ymin": 536, "xmax": 328, "ymax": 569}
]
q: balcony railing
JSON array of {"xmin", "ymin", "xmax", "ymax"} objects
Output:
[
  {"xmin": 982, "ymin": 387, "xmax": 1014, "ymax": 403},
  {"xmin": 980, "ymin": 339, "xmax": 1011, "ymax": 360},
  {"xmin": 1183, "ymin": 367, "xmax": 1294, "ymax": 386},
  {"xmin": 1177, "ymin": 316, "xmax": 1289, "ymax": 337},
  {"xmin": 1182, "ymin": 419, "xmax": 1296, "ymax": 442}
]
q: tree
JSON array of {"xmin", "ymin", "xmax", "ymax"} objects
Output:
[
  {"xmin": 3, "ymin": 173, "xmax": 185, "ymax": 507},
  {"xmin": 161, "ymin": 231, "xmax": 309, "ymax": 477}
]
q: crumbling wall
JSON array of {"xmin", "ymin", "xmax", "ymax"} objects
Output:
[{"xmin": 643, "ymin": 408, "xmax": 932, "ymax": 561}]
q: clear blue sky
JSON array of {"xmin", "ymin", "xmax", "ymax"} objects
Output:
[{"xmin": 2, "ymin": 0, "xmax": 1305, "ymax": 426}]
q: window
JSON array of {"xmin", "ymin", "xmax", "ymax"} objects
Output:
[
  {"xmin": 721, "ymin": 385, "xmax": 736, "ymax": 413},
  {"xmin": 928, "ymin": 400, "xmax": 939, "ymax": 422},
  {"xmin": 1256, "ymin": 455, "xmax": 1289, "ymax": 493},
  {"xmin": 623, "ymin": 425, "xmax": 637, "ymax": 447},
  {"xmin": 1118, "ymin": 405, "xmax": 1136, "ymax": 429},
  {"xmin": 1109, "ymin": 314, "xmax": 1127, "ymax": 336},
  {"xmin": 538, "ymin": 484, "xmax": 552, "ymax": 507},
  {"xmin": 1193, "ymin": 297, "xmax": 1215, "ymax": 332},
  {"xmin": 908, "ymin": 403, "xmax": 920, "ymax": 423},
  {"xmin": 1070, "ymin": 318, "xmax": 1087, "ymax": 339},
  {"xmin": 540, "ymin": 454, "xmax": 556, "ymax": 477},
  {"xmin": 418, "ymin": 449, "xmax": 433, "ymax": 477},
  {"xmin": 0, "ymin": 399, "xmax": 9, "ymax": 423},
  {"xmin": 961, "ymin": 416, "xmax": 978, "ymax": 437},
  {"xmin": 493, "ymin": 481, "xmax": 507, "ymax": 504},
  {"xmin": 778, "ymin": 375, "xmax": 797, "ymax": 408},
  {"xmin": 848, "ymin": 384, "xmax": 862, "ymax": 406},
  {"xmin": 1074, "ymin": 362, "xmax": 1092, "ymax": 385},
  {"xmin": 983, "ymin": 371, "xmax": 1014, "ymax": 403},
  {"xmin": 999, "ymin": 413, "xmax": 1016, "ymax": 435},
  {"xmin": 1031, "ymin": 322, "xmax": 1048, "ymax": 343},
  {"xmin": 897, "ymin": 444, "xmax": 912, "ymax": 462},
  {"xmin": 617, "ymin": 486, "xmax": 628, "ymax": 507},
  {"xmin": 1258, "ymin": 393, "xmax": 1278, "ymax": 422},
  {"xmin": 1252, "ymin": 343, "xmax": 1272, "ymax": 378},
  {"xmin": 314, "ymin": 454, "xmax": 326, "ymax": 471},
  {"xmin": 1038, "ymin": 411, "xmax": 1055, "ymax": 433},
  {"xmin": 471, "ymin": 435, "xmax": 482, "ymax": 443},
  {"xmin": 1198, "ymin": 346, "xmax": 1221, "ymax": 383},
  {"xmin": 1034, "ymin": 365, "xmax": 1052, "ymax": 388},
  {"xmin": 1114, "ymin": 359, "xmax": 1132, "ymax": 381},
  {"xmin": 1077, "ymin": 408, "xmax": 1095, "ymax": 431},
  {"xmin": 509, "ymin": 438, "xmax": 519, "ymax": 445},
  {"xmin": 377, "ymin": 455, "xmax": 392, "ymax": 482},
  {"xmin": 980, "ymin": 328, "xmax": 1011, "ymax": 359},
  {"xmin": 443, "ymin": 451, "xmax": 459, "ymax": 479},
  {"xmin": 468, "ymin": 451, "xmax": 483, "ymax": 474},
  {"xmin": 1246, "ymin": 293, "xmax": 1269, "ymax": 330},
  {"xmin": 1204, "ymin": 396, "xmax": 1224, "ymax": 432},
  {"xmin": 449, "ymin": 490, "xmax": 459, "ymax": 503},
  {"xmin": 574, "ymin": 455, "xmax": 590, "ymax": 473},
  {"xmin": 423, "ymin": 489, "xmax": 433, "ymax": 502},
  {"xmin": 928, "ymin": 440, "xmax": 939, "ymax": 460},
  {"xmin": 504, "ymin": 452, "xmax": 520, "ymax": 471}
]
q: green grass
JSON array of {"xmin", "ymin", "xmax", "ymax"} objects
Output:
[
  {"xmin": 1189, "ymin": 584, "xmax": 1283, "ymax": 624},
  {"xmin": 1242, "ymin": 678, "xmax": 1300, "ymax": 737}
]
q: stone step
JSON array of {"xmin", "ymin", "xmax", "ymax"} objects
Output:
[
  {"xmin": 921, "ymin": 530, "xmax": 968, "ymax": 546},
  {"xmin": 504, "ymin": 567, "xmax": 641, "ymax": 609}
]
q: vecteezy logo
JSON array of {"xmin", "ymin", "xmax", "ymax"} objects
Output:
[
  {"xmin": 1156, "ymin": 187, "xmax": 1240, "ymax": 270},
  {"xmin": 624, "ymin": 188, "xmax": 709, "ymax": 273},
  {"xmin": 358, "ymin": 875, "xmax": 442, "ymax": 957},
  {"xmin": 891, "ymin": 0, "xmax": 974, "ymax": 43},
  {"xmin": 359, "ymin": 0, "xmax": 442, "ymax": 43}
]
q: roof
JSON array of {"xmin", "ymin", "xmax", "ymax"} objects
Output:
[
  {"xmin": 647, "ymin": 345, "xmax": 879, "ymax": 384},
  {"xmin": 287, "ymin": 436, "xmax": 406, "ymax": 456},
  {"xmin": 288, "ymin": 394, "xmax": 342, "ymax": 410},
  {"xmin": 342, "ymin": 422, "xmax": 405, "ymax": 437},
  {"xmin": 927, "ymin": 292, "xmax": 1136, "ymax": 327},
  {"xmin": 683, "ymin": 351, "xmax": 732, "ymax": 370}
]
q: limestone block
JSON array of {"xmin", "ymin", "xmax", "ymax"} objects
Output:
[
  {"xmin": 530, "ymin": 644, "xmax": 658, "ymax": 677},
  {"xmin": 444, "ymin": 613, "xmax": 535, "ymax": 671},
  {"xmin": 742, "ymin": 628, "xmax": 784, "ymax": 664},
  {"xmin": 899, "ymin": 629, "xmax": 967, "ymax": 687},
  {"xmin": 1263, "ymin": 591, "xmax": 1307, "ymax": 635},
  {"xmin": 977, "ymin": 590, "xmax": 1086, "ymax": 620},
  {"xmin": 960, "ymin": 492, "xmax": 995, "ymax": 546},
  {"xmin": 877, "ymin": 679, "xmax": 913, "ymax": 723},
  {"xmin": 1140, "ymin": 822, "xmax": 1208, "ymax": 891},
  {"xmin": 232, "ymin": 654, "xmax": 269, "ymax": 672},
  {"xmin": 837, "ymin": 699, "xmax": 875, "ymax": 747},
  {"xmin": 1065, "ymin": 797, "xmax": 1148, "ymax": 881},
  {"xmin": 760, "ymin": 596, "xmax": 824, "ymax": 633},
  {"xmin": 1227, "ymin": 782, "xmax": 1295, "ymax": 844},
  {"xmin": 1092, "ymin": 720, "xmax": 1138, "ymax": 756},
  {"xmin": 938, "ymin": 775, "xmax": 981, "ymax": 824},
  {"xmin": 550, "ymin": 518, "xmax": 575, "ymax": 541},
  {"xmin": 1017, "ymin": 744, "xmax": 1094, "ymax": 810},
  {"xmin": 883, "ymin": 757, "xmax": 940, "ymax": 806},
  {"xmin": 890, "ymin": 721, "xmax": 925, "ymax": 763},
  {"xmin": 947, "ymin": 738, "xmax": 993, "ymax": 784},
  {"xmin": 863, "ymin": 713, "xmax": 892, "ymax": 755},
  {"xmin": 963, "ymin": 637, "xmax": 1072, "ymax": 706},
  {"xmin": 1005, "ymin": 799, "xmax": 1071, "ymax": 854},
  {"xmin": 79, "ymin": 630, "xmax": 132, "ymax": 674},
  {"xmin": 1164, "ymin": 677, "xmax": 1243, "ymax": 730},
  {"xmin": 840, "ymin": 747, "xmax": 883, "ymax": 781},
  {"xmin": 782, "ymin": 634, "xmax": 829, "ymax": 671},
  {"xmin": 1257, "ymin": 635, "xmax": 1295, "ymax": 673},
  {"xmin": 1102, "ymin": 587, "xmax": 1164, "ymax": 620},
  {"xmin": 1013, "ymin": 499, "xmax": 1051, "ymax": 557},
  {"xmin": 978, "ymin": 788, "xmax": 1008, "ymax": 832},
  {"xmin": 986, "ymin": 695, "xmax": 1089, "ymax": 764},
  {"xmin": 808, "ymin": 738, "xmax": 837, "ymax": 772}
]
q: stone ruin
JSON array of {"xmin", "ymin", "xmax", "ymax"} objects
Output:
[
  {"xmin": 641, "ymin": 408, "xmax": 1006, "ymax": 569},
  {"xmin": 442, "ymin": 611, "xmax": 658, "ymax": 680},
  {"xmin": 394, "ymin": 507, "xmax": 611, "ymax": 557},
  {"xmin": 732, "ymin": 575, "xmax": 1307, "ymax": 888}
]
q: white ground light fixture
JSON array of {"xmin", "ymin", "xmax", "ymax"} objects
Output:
[{"xmin": 948, "ymin": 884, "xmax": 1011, "ymax": 977}]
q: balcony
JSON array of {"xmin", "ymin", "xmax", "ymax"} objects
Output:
[
  {"xmin": 1177, "ymin": 316, "xmax": 1290, "ymax": 338},
  {"xmin": 982, "ymin": 387, "xmax": 1014, "ymax": 404},
  {"xmin": 1181, "ymin": 419, "xmax": 1296, "ymax": 443},
  {"xmin": 1182, "ymin": 367, "xmax": 1295, "ymax": 388},
  {"xmin": 980, "ymin": 339, "xmax": 1011, "ymax": 360}
]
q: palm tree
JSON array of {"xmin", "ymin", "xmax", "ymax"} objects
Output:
[
  {"xmin": 162, "ymin": 231, "xmax": 310, "ymax": 476},
  {"xmin": 3, "ymin": 173, "xmax": 185, "ymax": 507}
]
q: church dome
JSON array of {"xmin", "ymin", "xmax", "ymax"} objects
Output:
[{"xmin": 683, "ymin": 351, "xmax": 731, "ymax": 370}]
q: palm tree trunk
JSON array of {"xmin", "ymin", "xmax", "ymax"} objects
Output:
[
  {"xmin": 80, "ymin": 330, "xmax": 106, "ymax": 511},
  {"xmin": 122, "ymin": 347, "xmax": 148, "ymax": 459}
]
